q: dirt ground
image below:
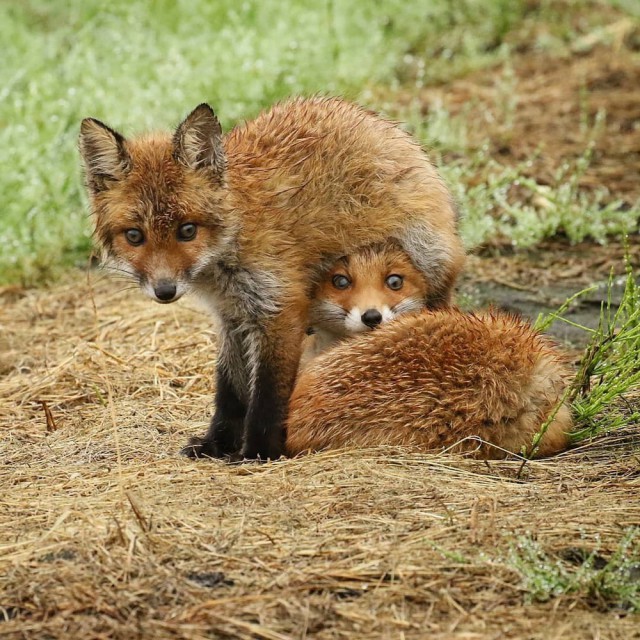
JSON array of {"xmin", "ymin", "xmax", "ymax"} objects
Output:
[
  {"xmin": 461, "ymin": 238, "xmax": 640, "ymax": 348},
  {"xmin": 412, "ymin": 13, "xmax": 640, "ymax": 206},
  {"xmin": 2, "ymin": 9, "xmax": 640, "ymax": 639},
  {"xmin": 426, "ymin": 8, "xmax": 640, "ymax": 347},
  {"xmin": 1, "ymin": 275, "xmax": 639, "ymax": 639}
]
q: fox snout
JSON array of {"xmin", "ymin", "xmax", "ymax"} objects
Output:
[
  {"xmin": 361, "ymin": 308, "xmax": 383, "ymax": 328},
  {"xmin": 345, "ymin": 305, "xmax": 394, "ymax": 333},
  {"xmin": 139, "ymin": 275, "xmax": 187, "ymax": 304},
  {"xmin": 154, "ymin": 279, "xmax": 178, "ymax": 303}
]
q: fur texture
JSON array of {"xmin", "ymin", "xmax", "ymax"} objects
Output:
[
  {"xmin": 287, "ymin": 310, "xmax": 572, "ymax": 459},
  {"xmin": 79, "ymin": 97, "xmax": 465, "ymax": 460}
]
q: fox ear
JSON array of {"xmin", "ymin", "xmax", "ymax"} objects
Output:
[
  {"xmin": 173, "ymin": 103, "xmax": 226, "ymax": 181},
  {"xmin": 79, "ymin": 118, "xmax": 131, "ymax": 192}
]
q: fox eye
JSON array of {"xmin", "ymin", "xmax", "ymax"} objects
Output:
[
  {"xmin": 124, "ymin": 229, "xmax": 144, "ymax": 246},
  {"xmin": 332, "ymin": 274, "xmax": 351, "ymax": 290},
  {"xmin": 177, "ymin": 223, "xmax": 197, "ymax": 241},
  {"xmin": 386, "ymin": 274, "xmax": 403, "ymax": 290}
]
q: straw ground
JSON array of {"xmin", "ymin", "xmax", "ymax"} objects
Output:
[
  {"xmin": 2, "ymin": 2, "xmax": 639, "ymax": 635},
  {"xmin": 1, "ymin": 273, "xmax": 639, "ymax": 639}
]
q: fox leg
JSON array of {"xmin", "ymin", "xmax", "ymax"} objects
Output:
[
  {"xmin": 240, "ymin": 304, "xmax": 308, "ymax": 460},
  {"xmin": 181, "ymin": 325, "xmax": 249, "ymax": 458}
]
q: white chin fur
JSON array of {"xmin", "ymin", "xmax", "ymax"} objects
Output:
[
  {"xmin": 142, "ymin": 282, "xmax": 157, "ymax": 300},
  {"xmin": 381, "ymin": 305, "xmax": 394, "ymax": 323},
  {"xmin": 345, "ymin": 307, "xmax": 366, "ymax": 333}
]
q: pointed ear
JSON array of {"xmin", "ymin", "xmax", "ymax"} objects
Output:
[
  {"xmin": 79, "ymin": 118, "xmax": 131, "ymax": 192},
  {"xmin": 173, "ymin": 103, "xmax": 226, "ymax": 180}
]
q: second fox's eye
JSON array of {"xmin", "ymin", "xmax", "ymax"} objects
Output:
[
  {"xmin": 332, "ymin": 274, "xmax": 351, "ymax": 290},
  {"xmin": 386, "ymin": 274, "xmax": 403, "ymax": 290},
  {"xmin": 124, "ymin": 229, "xmax": 144, "ymax": 246},
  {"xmin": 177, "ymin": 223, "xmax": 197, "ymax": 241}
]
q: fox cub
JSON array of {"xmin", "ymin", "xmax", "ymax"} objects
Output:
[
  {"xmin": 302, "ymin": 241, "xmax": 429, "ymax": 366},
  {"xmin": 288, "ymin": 246, "xmax": 572, "ymax": 459},
  {"xmin": 79, "ymin": 97, "xmax": 465, "ymax": 460}
]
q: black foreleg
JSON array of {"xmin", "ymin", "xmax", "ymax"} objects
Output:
[
  {"xmin": 240, "ymin": 307, "xmax": 307, "ymax": 460},
  {"xmin": 181, "ymin": 327, "xmax": 249, "ymax": 459}
]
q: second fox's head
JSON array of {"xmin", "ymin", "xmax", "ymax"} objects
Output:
[
  {"xmin": 309, "ymin": 243, "xmax": 429, "ymax": 338},
  {"xmin": 79, "ymin": 105, "xmax": 229, "ymax": 304}
]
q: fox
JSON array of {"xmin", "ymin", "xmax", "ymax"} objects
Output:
[
  {"xmin": 302, "ymin": 241, "xmax": 429, "ymax": 366},
  {"xmin": 288, "ymin": 305, "xmax": 573, "ymax": 459},
  {"xmin": 78, "ymin": 97, "xmax": 465, "ymax": 461},
  {"xmin": 291, "ymin": 244, "xmax": 572, "ymax": 457}
]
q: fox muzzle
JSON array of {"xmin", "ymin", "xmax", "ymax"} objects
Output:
[{"xmin": 154, "ymin": 280, "xmax": 178, "ymax": 303}]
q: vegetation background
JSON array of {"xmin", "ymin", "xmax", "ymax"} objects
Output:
[
  {"xmin": 1, "ymin": 0, "xmax": 638, "ymax": 283},
  {"xmin": 1, "ymin": 1, "xmax": 639, "ymax": 638}
]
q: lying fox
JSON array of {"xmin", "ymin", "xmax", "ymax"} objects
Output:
[
  {"xmin": 301, "ymin": 241, "xmax": 429, "ymax": 366},
  {"xmin": 79, "ymin": 97, "xmax": 465, "ymax": 460},
  {"xmin": 288, "ymin": 246, "xmax": 572, "ymax": 459}
]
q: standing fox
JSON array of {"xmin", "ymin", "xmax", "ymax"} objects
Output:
[{"xmin": 79, "ymin": 97, "xmax": 465, "ymax": 460}]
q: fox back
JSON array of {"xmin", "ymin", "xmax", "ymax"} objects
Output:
[{"xmin": 288, "ymin": 310, "xmax": 573, "ymax": 459}]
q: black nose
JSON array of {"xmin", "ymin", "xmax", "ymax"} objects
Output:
[
  {"xmin": 361, "ymin": 309, "xmax": 383, "ymax": 328},
  {"xmin": 154, "ymin": 281, "xmax": 177, "ymax": 301}
]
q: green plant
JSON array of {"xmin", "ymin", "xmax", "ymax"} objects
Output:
[
  {"xmin": 0, "ymin": 0, "xmax": 447, "ymax": 284},
  {"xmin": 570, "ymin": 254, "xmax": 640, "ymax": 439},
  {"xmin": 530, "ymin": 246, "xmax": 640, "ymax": 444},
  {"xmin": 508, "ymin": 530, "xmax": 640, "ymax": 611}
]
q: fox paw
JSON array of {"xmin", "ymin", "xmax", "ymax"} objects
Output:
[
  {"xmin": 180, "ymin": 436, "xmax": 223, "ymax": 459},
  {"xmin": 181, "ymin": 436, "xmax": 284, "ymax": 463},
  {"xmin": 240, "ymin": 442, "xmax": 284, "ymax": 462}
]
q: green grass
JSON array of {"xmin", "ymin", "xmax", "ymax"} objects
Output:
[
  {"xmin": 402, "ymin": 85, "xmax": 640, "ymax": 251},
  {"xmin": 0, "ymin": 0, "xmax": 517, "ymax": 284},
  {"xmin": 2, "ymin": 0, "xmax": 638, "ymax": 284},
  {"xmin": 527, "ymin": 249, "xmax": 640, "ymax": 448},
  {"xmin": 570, "ymin": 253, "xmax": 640, "ymax": 439},
  {"xmin": 508, "ymin": 530, "xmax": 640, "ymax": 612}
]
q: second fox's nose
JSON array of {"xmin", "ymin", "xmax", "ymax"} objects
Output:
[
  {"xmin": 361, "ymin": 309, "xmax": 383, "ymax": 328},
  {"xmin": 154, "ymin": 281, "xmax": 177, "ymax": 301}
]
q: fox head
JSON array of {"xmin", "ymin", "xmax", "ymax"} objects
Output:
[
  {"xmin": 309, "ymin": 243, "xmax": 428, "ymax": 338},
  {"xmin": 79, "ymin": 104, "xmax": 230, "ymax": 303}
]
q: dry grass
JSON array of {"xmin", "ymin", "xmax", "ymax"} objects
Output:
[{"xmin": 1, "ymin": 272, "xmax": 639, "ymax": 639}]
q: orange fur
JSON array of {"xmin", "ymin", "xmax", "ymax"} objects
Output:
[
  {"xmin": 288, "ymin": 309, "xmax": 573, "ymax": 459},
  {"xmin": 314, "ymin": 242, "xmax": 429, "ymax": 321},
  {"xmin": 81, "ymin": 98, "xmax": 464, "ymax": 306},
  {"xmin": 79, "ymin": 97, "xmax": 465, "ymax": 459}
]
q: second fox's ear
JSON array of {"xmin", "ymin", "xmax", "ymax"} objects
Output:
[
  {"xmin": 173, "ymin": 103, "xmax": 226, "ymax": 181},
  {"xmin": 79, "ymin": 118, "xmax": 131, "ymax": 192}
]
